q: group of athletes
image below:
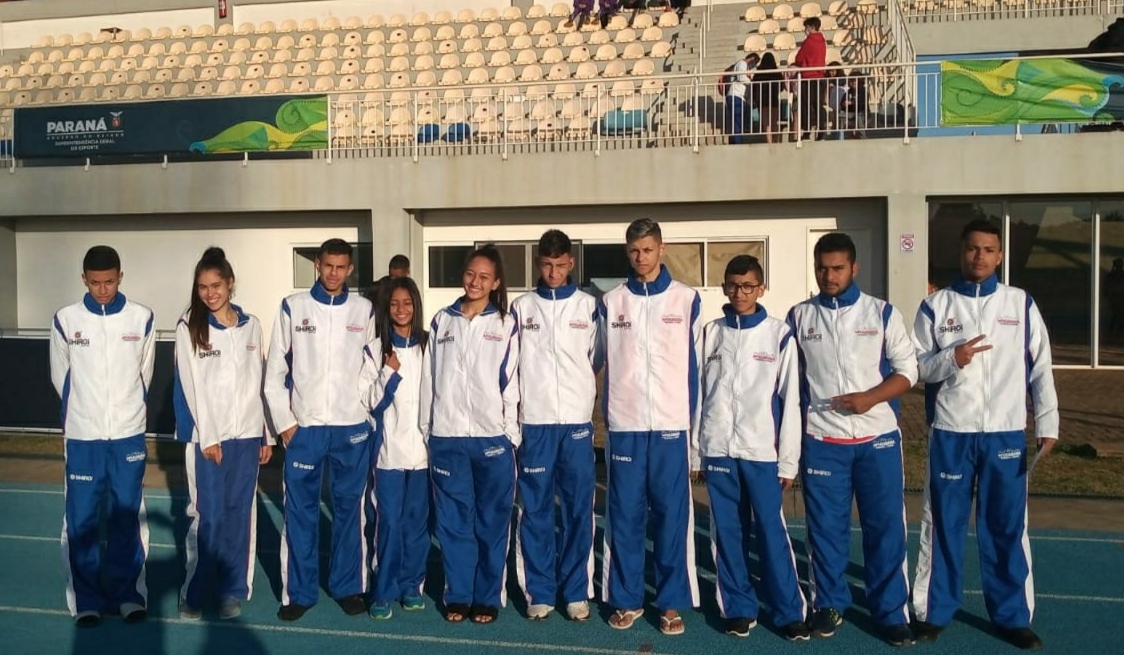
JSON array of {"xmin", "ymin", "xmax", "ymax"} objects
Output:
[{"xmin": 48, "ymin": 216, "xmax": 1057, "ymax": 650}]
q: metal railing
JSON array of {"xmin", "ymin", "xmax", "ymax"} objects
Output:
[{"xmin": 901, "ymin": 0, "xmax": 1120, "ymax": 21}]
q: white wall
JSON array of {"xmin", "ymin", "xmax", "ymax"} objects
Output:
[
  {"xmin": 235, "ymin": 0, "xmax": 504, "ymax": 26},
  {"xmin": 1, "ymin": 9, "xmax": 214, "ymax": 50},
  {"xmin": 16, "ymin": 220, "xmax": 358, "ymax": 340}
]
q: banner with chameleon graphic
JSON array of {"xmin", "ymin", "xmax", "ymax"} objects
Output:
[
  {"xmin": 940, "ymin": 58, "xmax": 1124, "ymax": 126},
  {"xmin": 14, "ymin": 95, "xmax": 327, "ymax": 158}
]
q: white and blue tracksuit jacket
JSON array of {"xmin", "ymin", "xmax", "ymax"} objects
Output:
[
  {"xmin": 911, "ymin": 274, "xmax": 1059, "ymax": 630},
  {"xmin": 50, "ymin": 292, "xmax": 156, "ymax": 441},
  {"xmin": 360, "ymin": 332, "xmax": 430, "ymax": 471}
]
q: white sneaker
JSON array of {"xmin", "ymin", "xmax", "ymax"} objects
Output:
[
  {"xmin": 527, "ymin": 603, "xmax": 553, "ymax": 620},
  {"xmin": 566, "ymin": 601, "xmax": 591, "ymax": 622},
  {"xmin": 178, "ymin": 600, "xmax": 201, "ymax": 620},
  {"xmin": 120, "ymin": 602, "xmax": 147, "ymax": 623}
]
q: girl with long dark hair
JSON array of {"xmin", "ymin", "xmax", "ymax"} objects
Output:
[
  {"xmin": 173, "ymin": 247, "xmax": 273, "ymax": 620},
  {"xmin": 360, "ymin": 276, "xmax": 432, "ymax": 620},
  {"xmin": 420, "ymin": 244, "xmax": 519, "ymax": 624}
]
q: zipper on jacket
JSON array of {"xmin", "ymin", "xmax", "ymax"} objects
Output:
[
  {"xmin": 975, "ymin": 283, "xmax": 989, "ymax": 431},
  {"xmin": 829, "ymin": 297, "xmax": 854, "ymax": 437},
  {"xmin": 101, "ymin": 303, "xmax": 110, "ymax": 440},
  {"xmin": 551, "ymin": 290, "xmax": 561, "ymax": 424},
  {"xmin": 644, "ymin": 283, "xmax": 653, "ymax": 431},
  {"xmin": 325, "ymin": 294, "xmax": 335, "ymax": 419},
  {"xmin": 732, "ymin": 328, "xmax": 741, "ymax": 447}
]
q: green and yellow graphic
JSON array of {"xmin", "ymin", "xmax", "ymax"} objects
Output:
[
  {"xmin": 189, "ymin": 96, "xmax": 327, "ymax": 153},
  {"xmin": 941, "ymin": 58, "xmax": 1124, "ymax": 126}
]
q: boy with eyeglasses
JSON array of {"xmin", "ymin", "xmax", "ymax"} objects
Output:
[{"xmin": 695, "ymin": 255, "xmax": 810, "ymax": 642}]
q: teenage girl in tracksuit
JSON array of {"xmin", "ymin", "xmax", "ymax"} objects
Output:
[
  {"xmin": 421, "ymin": 244, "xmax": 520, "ymax": 625},
  {"xmin": 173, "ymin": 247, "xmax": 273, "ymax": 620},
  {"xmin": 361, "ymin": 276, "xmax": 431, "ymax": 620}
]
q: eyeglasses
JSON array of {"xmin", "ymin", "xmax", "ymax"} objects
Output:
[{"xmin": 723, "ymin": 282, "xmax": 764, "ymax": 295}]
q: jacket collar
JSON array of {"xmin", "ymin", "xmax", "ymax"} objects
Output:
[
  {"xmin": 949, "ymin": 274, "xmax": 999, "ymax": 297},
  {"xmin": 389, "ymin": 330, "xmax": 419, "ymax": 348},
  {"xmin": 83, "ymin": 292, "xmax": 127, "ymax": 316},
  {"xmin": 535, "ymin": 278, "xmax": 578, "ymax": 300},
  {"xmin": 723, "ymin": 303, "xmax": 768, "ymax": 329},
  {"xmin": 310, "ymin": 279, "xmax": 349, "ymax": 305},
  {"xmin": 449, "ymin": 297, "xmax": 498, "ymax": 317},
  {"xmin": 817, "ymin": 281, "xmax": 861, "ymax": 308},
  {"xmin": 625, "ymin": 264, "xmax": 672, "ymax": 296},
  {"xmin": 206, "ymin": 303, "xmax": 250, "ymax": 330}
]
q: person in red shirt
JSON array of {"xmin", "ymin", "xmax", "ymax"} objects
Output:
[{"xmin": 794, "ymin": 17, "xmax": 827, "ymax": 138}]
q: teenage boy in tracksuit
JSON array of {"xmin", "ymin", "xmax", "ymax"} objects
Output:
[
  {"xmin": 50, "ymin": 245, "xmax": 155, "ymax": 627},
  {"xmin": 911, "ymin": 219, "xmax": 1058, "ymax": 651},
  {"xmin": 511, "ymin": 230, "xmax": 601, "ymax": 622},
  {"xmin": 696, "ymin": 254, "xmax": 810, "ymax": 642},
  {"xmin": 599, "ymin": 218, "xmax": 701, "ymax": 636},
  {"xmin": 265, "ymin": 238, "xmax": 376, "ymax": 622},
  {"xmin": 786, "ymin": 232, "xmax": 917, "ymax": 647}
]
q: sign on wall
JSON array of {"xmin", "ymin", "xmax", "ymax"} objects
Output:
[
  {"xmin": 940, "ymin": 57, "xmax": 1124, "ymax": 126},
  {"xmin": 13, "ymin": 94, "xmax": 328, "ymax": 158}
]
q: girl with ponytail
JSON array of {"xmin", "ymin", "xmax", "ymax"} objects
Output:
[
  {"xmin": 173, "ymin": 247, "xmax": 274, "ymax": 621},
  {"xmin": 419, "ymin": 244, "xmax": 519, "ymax": 624}
]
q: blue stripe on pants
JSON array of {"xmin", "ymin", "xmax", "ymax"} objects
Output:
[
  {"xmin": 913, "ymin": 429, "xmax": 1033, "ymax": 629},
  {"xmin": 182, "ymin": 438, "xmax": 260, "ymax": 608},
  {"xmin": 706, "ymin": 457, "xmax": 807, "ymax": 625},
  {"xmin": 515, "ymin": 423, "xmax": 596, "ymax": 606},
  {"xmin": 430, "ymin": 436, "xmax": 516, "ymax": 607},
  {"xmin": 602, "ymin": 430, "xmax": 699, "ymax": 611},
  {"xmin": 281, "ymin": 424, "xmax": 371, "ymax": 606},
  {"xmin": 801, "ymin": 431, "xmax": 909, "ymax": 626},
  {"xmin": 371, "ymin": 468, "xmax": 431, "ymax": 604},
  {"xmin": 62, "ymin": 434, "xmax": 148, "ymax": 616}
]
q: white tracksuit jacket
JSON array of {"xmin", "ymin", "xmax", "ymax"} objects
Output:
[
  {"xmin": 915, "ymin": 275, "xmax": 1059, "ymax": 438},
  {"xmin": 264, "ymin": 281, "xmax": 375, "ymax": 432},
  {"xmin": 695, "ymin": 304, "xmax": 802, "ymax": 480},
  {"xmin": 510, "ymin": 281, "xmax": 601, "ymax": 426},
  {"xmin": 597, "ymin": 265, "xmax": 703, "ymax": 466},
  {"xmin": 50, "ymin": 293, "xmax": 155, "ymax": 441},
  {"xmin": 786, "ymin": 283, "xmax": 918, "ymax": 441},
  {"xmin": 173, "ymin": 306, "xmax": 273, "ymax": 449},
  {"xmin": 420, "ymin": 299, "xmax": 521, "ymax": 445},
  {"xmin": 360, "ymin": 332, "xmax": 429, "ymax": 470}
]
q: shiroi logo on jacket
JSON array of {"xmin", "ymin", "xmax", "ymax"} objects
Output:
[
  {"xmin": 295, "ymin": 318, "xmax": 317, "ymax": 334},
  {"xmin": 610, "ymin": 313, "xmax": 632, "ymax": 329},
  {"xmin": 198, "ymin": 343, "xmax": 221, "ymax": 359},
  {"xmin": 68, "ymin": 331, "xmax": 90, "ymax": 347},
  {"xmin": 436, "ymin": 329, "xmax": 454, "ymax": 345},
  {"xmin": 938, "ymin": 317, "xmax": 964, "ymax": 334},
  {"xmin": 522, "ymin": 315, "xmax": 541, "ymax": 331},
  {"xmin": 802, "ymin": 326, "xmax": 823, "ymax": 342}
]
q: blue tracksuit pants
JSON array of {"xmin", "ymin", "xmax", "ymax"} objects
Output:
[
  {"xmin": 801, "ymin": 430, "xmax": 910, "ymax": 626},
  {"xmin": 62, "ymin": 434, "xmax": 149, "ymax": 616},
  {"xmin": 370, "ymin": 467, "xmax": 431, "ymax": 604},
  {"xmin": 912, "ymin": 429, "xmax": 1034, "ymax": 629},
  {"xmin": 515, "ymin": 423, "xmax": 596, "ymax": 606},
  {"xmin": 281, "ymin": 423, "xmax": 371, "ymax": 607},
  {"xmin": 181, "ymin": 439, "xmax": 261, "ymax": 608},
  {"xmin": 429, "ymin": 435, "xmax": 516, "ymax": 608},
  {"xmin": 602, "ymin": 430, "xmax": 699, "ymax": 611},
  {"xmin": 706, "ymin": 457, "xmax": 807, "ymax": 626}
]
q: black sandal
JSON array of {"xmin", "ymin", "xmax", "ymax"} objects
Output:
[
  {"xmin": 444, "ymin": 603, "xmax": 471, "ymax": 622},
  {"xmin": 470, "ymin": 604, "xmax": 499, "ymax": 624}
]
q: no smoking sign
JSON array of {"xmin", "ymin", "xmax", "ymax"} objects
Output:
[{"xmin": 900, "ymin": 233, "xmax": 915, "ymax": 253}]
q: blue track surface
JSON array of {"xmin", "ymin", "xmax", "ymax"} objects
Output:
[{"xmin": 0, "ymin": 483, "xmax": 1120, "ymax": 655}]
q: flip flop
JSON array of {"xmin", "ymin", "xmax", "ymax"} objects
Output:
[
  {"xmin": 660, "ymin": 613, "xmax": 685, "ymax": 636},
  {"xmin": 608, "ymin": 608, "xmax": 644, "ymax": 630},
  {"xmin": 470, "ymin": 604, "xmax": 499, "ymax": 624},
  {"xmin": 444, "ymin": 603, "xmax": 471, "ymax": 622}
]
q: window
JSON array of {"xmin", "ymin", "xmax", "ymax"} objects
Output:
[
  {"xmin": 1100, "ymin": 201, "xmax": 1124, "ymax": 366},
  {"xmin": 581, "ymin": 243, "xmax": 630, "ymax": 292},
  {"xmin": 477, "ymin": 241, "xmax": 532, "ymax": 291},
  {"xmin": 427, "ymin": 245, "xmax": 472, "ymax": 288},
  {"xmin": 706, "ymin": 240, "xmax": 767, "ymax": 287},
  {"xmin": 664, "ymin": 242, "xmax": 704, "ymax": 287},
  {"xmin": 292, "ymin": 242, "xmax": 370, "ymax": 290}
]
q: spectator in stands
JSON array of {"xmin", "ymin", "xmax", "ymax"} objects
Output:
[
  {"xmin": 751, "ymin": 53, "xmax": 784, "ymax": 144},
  {"xmin": 826, "ymin": 64, "xmax": 848, "ymax": 140},
  {"xmin": 566, "ymin": 0, "xmax": 595, "ymax": 29},
  {"xmin": 794, "ymin": 17, "xmax": 827, "ymax": 139},
  {"xmin": 671, "ymin": 0, "xmax": 691, "ymax": 19},
  {"xmin": 599, "ymin": 0, "xmax": 622, "ymax": 29},
  {"xmin": 724, "ymin": 52, "xmax": 759, "ymax": 145},
  {"xmin": 842, "ymin": 71, "xmax": 869, "ymax": 139}
]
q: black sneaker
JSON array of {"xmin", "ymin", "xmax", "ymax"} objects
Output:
[
  {"xmin": 338, "ymin": 594, "xmax": 367, "ymax": 616},
  {"xmin": 882, "ymin": 623, "xmax": 915, "ymax": 647},
  {"xmin": 996, "ymin": 626, "xmax": 1043, "ymax": 651},
  {"xmin": 810, "ymin": 607, "xmax": 843, "ymax": 638},
  {"xmin": 74, "ymin": 611, "xmax": 101, "ymax": 628},
  {"xmin": 277, "ymin": 603, "xmax": 311, "ymax": 622},
  {"xmin": 781, "ymin": 621, "xmax": 811, "ymax": 641},
  {"xmin": 724, "ymin": 617, "xmax": 757, "ymax": 637},
  {"xmin": 912, "ymin": 620, "xmax": 944, "ymax": 643}
]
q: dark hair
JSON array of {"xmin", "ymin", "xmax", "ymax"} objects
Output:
[
  {"xmin": 317, "ymin": 238, "xmax": 353, "ymax": 262},
  {"xmin": 187, "ymin": 247, "xmax": 235, "ymax": 353},
  {"xmin": 960, "ymin": 218, "xmax": 1002, "ymax": 243},
  {"xmin": 376, "ymin": 276, "xmax": 428, "ymax": 359},
  {"xmin": 724, "ymin": 255, "xmax": 765, "ymax": 283},
  {"xmin": 83, "ymin": 245, "xmax": 121, "ymax": 273},
  {"xmin": 758, "ymin": 52, "xmax": 778, "ymax": 70},
  {"xmin": 813, "ymin": 232, "xmax": 857, "ymax": 263},
  {"xmin": 464, "ymin": 244, "xmax": 509, "ymax": 318},
  {"xmin": 804, "ymin": 16, "xmax": 821, "ymax": 30},
  {"xmin": 745, "ymin": 52, "xmax": 760, "ymax": 62},
  {"xmin": 625, "ymin": 218, "xmax": 662, "ymax": 244},
  {"xmin": 537, "ymin": 229, "xmax": 573, "ymax": 258},
  {"xmin": 388, "ymin": 254, "xmax": 410, "ymax": 271}
]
